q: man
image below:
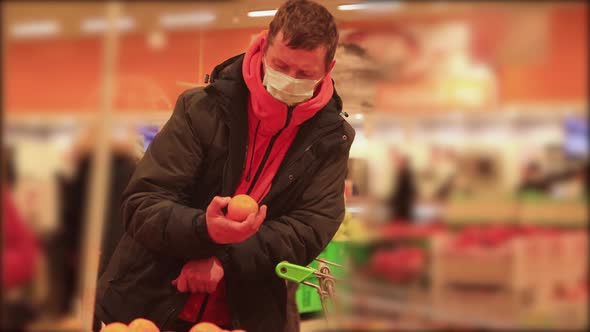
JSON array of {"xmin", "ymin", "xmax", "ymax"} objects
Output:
[
  {"xmin": 518, "ymin": 161, "xmax": 548, "ymax": 194},
  {"xmin": 95, "ymin": 1, "xmax": 354, "ymax": 331},
  {"xmin": 388, "ymin": 156, "xmax": 416, "ymax": 222}
]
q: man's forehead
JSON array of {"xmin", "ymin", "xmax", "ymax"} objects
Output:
[
  {"xmin": 269, "ymin": 31, "xmax": 326, "ymax": 54},
  {"xmin": 267, "ymin": 33, "xmax": 325, "ymax": 65}
]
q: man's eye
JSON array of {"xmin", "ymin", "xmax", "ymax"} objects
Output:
[{"xmin": 298, "ymin": 72, "xmax": 313, "ymax": 79}]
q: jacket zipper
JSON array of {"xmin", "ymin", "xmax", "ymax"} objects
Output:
[
  {"xmin": 246, "ymin": 106, "xmax": 295, "ymax": 195},
  {"xmin": 195, "ymin": 107, "xmax": 294, "ymax": 328},
  {"xmin": 233, "ymin": 106, "xmax": 298, "ymax": 327},
  {"xmin": 195, "ymin": 294, "xmax": 210, "ymax": 323},
  {"xmin": 245, "ymin": 120, "xmax": 261, "ymax": 182}
]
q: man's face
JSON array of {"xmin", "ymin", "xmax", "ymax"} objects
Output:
[{"xmin": 264, "ymin": 31, "xmax": 334, "ymax": 80}]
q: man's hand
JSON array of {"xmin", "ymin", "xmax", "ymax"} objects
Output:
[
  {"xmin": 172, "ymin": 257, "xmax": 224, "ymax": 293},
  {"xmin": 206, "ymin": 196, "xmax": 267, "ymax": 244}
]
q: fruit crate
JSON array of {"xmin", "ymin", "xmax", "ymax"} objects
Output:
[
  {"xmin": 444, "ymin": 195, "xmax": 519, "ymax": 225},
  {"xmin": 431, "ymin": 230, "xmax": 588, "ymax": 328},
  {"xmin": 518, "ymin": 280, "xmax": 589, "ymax": 330},
  {"xmin": 295, "ymin": 241, "xmax": 349, "ymax": 313},
  {"xmin": 551, "ymin": 294, "xmax": 588, "ymax": 329},
  {"xmin": 432, "ymin": 285, "xmax": 529, "ymax": 325},
  {"xmin": 431, "ymin": 232, "xmax": 535, "ymax": 289},
  {"xmin": 541, "ymin": 230, "xmax": 588, "ymax": 286},
  {"xmin": 431, "ymin": 236, "xmax": 530, "ymax": 326},
  {"xmin": 517, "ymin": 196, "xmax": 588, "ymax": 226}
]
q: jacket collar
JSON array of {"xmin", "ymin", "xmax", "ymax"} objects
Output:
[{"xmin": 206, "ymin": 54, "xmax": 345, "ymax": 129}]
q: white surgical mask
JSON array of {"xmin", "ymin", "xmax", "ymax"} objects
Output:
[{"xmin": 263, "ymin": 62, "xmax": 321, "ymax": 105}]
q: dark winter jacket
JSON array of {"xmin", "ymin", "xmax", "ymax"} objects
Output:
[{"xmin": 95, "ymin": 54, "xmax": 355, "ymax": 332}]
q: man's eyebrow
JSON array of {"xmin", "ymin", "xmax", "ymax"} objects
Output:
[{"xmin": 274, "ymin": 59, "xmax": 287, "ymax": 66}]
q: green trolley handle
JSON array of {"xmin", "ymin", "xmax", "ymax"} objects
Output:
[
  {"xmin": 275, "ymin": 261, "xmax": 316, "ymax": 283},
  {"xmin": 275, "ymin": 260, "xmax": 341, "ymax": 320}
]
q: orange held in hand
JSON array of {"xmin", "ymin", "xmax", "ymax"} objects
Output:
[
  {"xmin": 128, "ymin": 318, "xmax": 160, "ymax": 332},
  {"xmin": 189, "ymin": 322, "xmax": 222, "ymax": 332},
  {"xmin": 227, "ymin": 194, "xmax": 259, "ymax": 222},
  {"xmin": 100, "ymin": 322, "xmax": 130, "ymax": 332}
]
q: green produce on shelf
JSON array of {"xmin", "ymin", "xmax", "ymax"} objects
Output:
[
  {"xmin": 347, "ymin": 217, "xmax": 372, "ymax": 242},
  {"xmin": 332, "ymin": 210, "xmax": 352, "ymax": 241},
  {"xmin": 332, "ymin": 210, "xmax": 372, "ymax": 242}
]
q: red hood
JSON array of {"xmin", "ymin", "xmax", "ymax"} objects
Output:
[{"xmin": 242, "ymin": 30, "xmax": 334, "ymax": 136}]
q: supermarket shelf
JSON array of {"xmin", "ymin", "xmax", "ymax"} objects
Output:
[
  {"xmin": 336, "ymin": 276, "xmax": 569, "ymax": 331},
  {"xmin": 338, "ymin": 290, "xmax": 524, "ymax": 330}
]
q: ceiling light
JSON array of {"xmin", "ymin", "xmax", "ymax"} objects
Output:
[
  {"xmin": 338, "ymin": 2, "xmax": 402, "ymax": 12},
  {"xmin": 247, "ymin": 9, "xmax": 278, "ymax": 17},
  {"xmin": 355, "ymin": 114, "xmax": 364, "ymax": 120},
  {"xmin": 81, "ymin": 16, "xmax": 135, "ymax": 33},
  {"xmin": 11, "ymin": 20, "xmax": 60, "ymax": 39},
  {"xmin": 160, "ymin": 12, "xmax": 216, "ymax": 28}
]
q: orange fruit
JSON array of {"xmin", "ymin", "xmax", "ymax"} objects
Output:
[
  {"xmin": 128, "ymin": 318, "xmax": 160, "ymax": 332},
  {"xmin": 227, "ymin": 194, "xmax": 258, "ymax": 222},
  {"xmin": 100, "ymin": 322, "xmax": 130, "ymax": 332},
  {"xmin": 189, "ymin": 322, "xmax": 222, "ymax": 332}
]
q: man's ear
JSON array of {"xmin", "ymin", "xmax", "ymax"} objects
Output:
[
  {"xmin": 262, "ymin": 34, "xmax": 270, "ymax": 53},
  {"xmin": 327, "ymin": 59, "xmax": 336, "ymax": 74}
]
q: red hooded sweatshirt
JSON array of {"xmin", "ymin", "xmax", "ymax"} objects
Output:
[{"xmin": 178, "ymin": 30, "xmax": 334, "ymax": 326}]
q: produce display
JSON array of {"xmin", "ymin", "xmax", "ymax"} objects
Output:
[
  {"xmin": 189, "ymin": 322, "xmax": 244, "ymax": 332},
  {"xmin": 332, "ymin": 210, "xmax": 372, "ymax": 242},
  {"xmin": 349, "ymin": 224, "xmax": 442, "ymax": 288},
  {"xmin": 102, "ymin": 202, "xmax": 587, "ymax": 330},
  {"xmin": 129, "ymin": 319, "xmax": 159, "ymax": 332},
  {"xmin": 101, "ymin": 322, "xmax": 130, "ymax": 332},
  {"xmin": 369, "ymin": 246, "xmax": 426, "ymax": 284},
  {"xmin": 99, "ymin": 320, "xmax": 245, "ymax": 332}
]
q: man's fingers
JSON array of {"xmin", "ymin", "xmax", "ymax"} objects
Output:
[
  {"xmin": 178, "ymin": 275, "xmax": 188, "ymax": 292},
  {"xmin": 243, "ymin": 205, "xmax": 266, "ymax": 231},
  {"xmin": 207, "ymin": 196, "xmax": 231, "ymax": 217},
  {"xmin": 209, "ymin": 205, "xmax": 266, "ymax": 243},
  {"xmin": 188, "ymin": 279, "xmax": 199, "ymax": 293},
  {"xmin": 198, "ymin": 283, "xmax": 208, "ymax": 293},
  {"xmin": 256, "ymin": 205, "xmax": 267, "ymax": 224},
  {"xmin": 207, "ymin": 281, "xmax": 217, "ymax": 293},
  {"xmin": 233, "ymin": 214, "xmax": 259, "ymax": 235}
]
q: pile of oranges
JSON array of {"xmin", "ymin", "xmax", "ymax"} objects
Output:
[{"xmin": 100, "ymin": 319, "xmax": 245, "ymax": 332}]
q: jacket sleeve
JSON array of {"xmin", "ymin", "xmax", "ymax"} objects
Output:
[
  {"xmin": 215, "ymin": 131, "xmax": 353, "ymax": 281},
  {"xmin": 121, "ymin": 91, "xmax": 219, "ymax": 261}
]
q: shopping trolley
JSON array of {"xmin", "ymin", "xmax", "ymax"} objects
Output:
[{"xmin": 275, "ymin": 258, "xmax": 343, "ymax": 319}]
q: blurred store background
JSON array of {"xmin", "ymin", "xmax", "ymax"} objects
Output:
[{"xmin": 2, "ymin": 1, "xmax": 588, "ymax": 331}]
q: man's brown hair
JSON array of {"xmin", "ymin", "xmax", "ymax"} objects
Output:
[{"xmin": 267, "ymin": 0, "xmax": 339, "ymax": 69}]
